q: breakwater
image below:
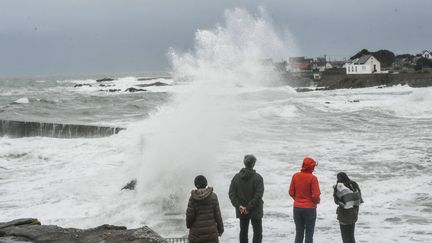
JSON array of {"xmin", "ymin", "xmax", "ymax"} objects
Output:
[{"xmin": 0, "ymin": 120, "xmax": 124, "ymax": 138}]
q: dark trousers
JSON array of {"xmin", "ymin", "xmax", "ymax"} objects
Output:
[
  {"xmin": 239, "ymin": 218, "xmax": 262, "ymax": 243},
  {"xmin": 293, "ymin": 207, "xmax": 316, "ymax": 243},
  {"xmin": 340, "ymin": 224, "xmax": 356, "ymax": 243}
]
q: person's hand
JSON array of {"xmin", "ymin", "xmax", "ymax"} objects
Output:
[
  {"xmin": 239, "ymin": 205, "xmax": 247, "ymax": 214},
  {"xmin": 219, "ymin": 232, "xmax": 223, "ymax": 237},
  {"xmin": 239, "ymin": 205, "xmax": 249, "ymax": 214}
]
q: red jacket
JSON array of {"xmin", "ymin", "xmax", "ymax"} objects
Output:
[{"xmin": 289, "ymin": 157, "xmax": 321, "ymax": 208}]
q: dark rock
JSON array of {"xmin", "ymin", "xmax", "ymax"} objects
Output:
[
  {"xmin": 347, "ymin": 99, "xmax": 360, "ymax": 103},
  {"xmin": 108, "ymin": 89, "xmax": 121, "ymax": 92},
  {"xmin": 0, "ymin": 218, "xmax": 40, "ymax": 229},
  {"xmin": 0, "ymin": 218, "xmax": 167, "ymax": 243},
  {"xmin": 74, "ymin": 84, "xmax": 92, "ymax": 88},
  {"xmin": 295, "ymin": 88, "xmax": 314, "ymax": 92},
  {"xmin": 125, "ymin": 87, "xmax": 147, "ymax": 92},
  {"xmin": 122, "ymin": 179, "xmax": 137, "ymax": 190},
  {"xmin": 99, "ymin": 84, "xmax": 114, "ymax": 87},
  {"xmin": 325, "ymin": 102, "xmax": 331, "ymax": 104},
  {"xmin": 137, "ymin": 77, "xmax": 171, "ymax": 81},
  {"xmin": 96, "ymin": 78, "xmax": 115, "ymax": 82},
  {"xmin": 136, "ymin": 82, "xmax": 169, "ymax": 88}
]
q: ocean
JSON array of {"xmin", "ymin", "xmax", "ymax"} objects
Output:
[{"xmin": 1, "ymin": 8, "xmax": 432, "ymax": 243}]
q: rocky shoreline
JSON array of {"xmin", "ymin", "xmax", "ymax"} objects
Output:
[
  {"xmin": 0, "ymin": 218, "xmax": 168, "ymax": 243},
  {"xmin": 286, "ymin": 71, "xmax": 432, "ymax": 91}
]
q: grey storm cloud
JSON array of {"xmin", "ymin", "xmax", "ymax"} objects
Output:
[{"xmin": 0, "ymin": 0, "xmax": 431, "ymax": 77}]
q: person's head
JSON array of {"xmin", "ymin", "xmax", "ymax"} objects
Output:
[
  {"xmin": 194, "ymin": 175, "xmax": 208, "ymax": 189},
  {"xmin": 336, "ymin": 172, "xmax": 351, "ymax": 184},
  {"xmin": 301, "ymin": 157, "xmax": 317, "ymax": 172},
  {"xmin": 243, "ymin": 154, "xmax": 256, "ymax": 169}
]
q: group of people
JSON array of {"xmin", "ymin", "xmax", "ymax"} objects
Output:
[{"xmin": 186, "ymin": 155, "xmax": 363, "ymax": 243}]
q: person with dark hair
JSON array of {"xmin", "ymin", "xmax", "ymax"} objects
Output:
[
  {"xmin": 333, "ymin": 172, "xmax": 363, "ymax": 243},
  {"xmin": 229, "ymin": 154, "xmax": 264, "ymax": 243},
  {"xmin": 289, "ymin": 157, "xmax": 321, "ymax": 243},
  {"xmin": 186, "ymin": 175, "xmax": 224, "ymax": 243}
]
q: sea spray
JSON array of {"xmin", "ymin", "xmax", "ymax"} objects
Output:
[{"xmin": 124, "ymin": 8, "xmax": 297, "ymax": 216}]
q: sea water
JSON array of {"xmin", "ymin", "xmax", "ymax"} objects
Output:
[{"xmin": 1, "ymin": 8, "xmax": 431, "ymax": 243}]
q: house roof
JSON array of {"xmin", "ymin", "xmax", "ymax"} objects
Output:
[
  {"xmin": 347, "ymin": 54, "xmax": 377, "ymax": 65},
  {"xmin": 356, "ymin": 54, "xmax": 373, "ymax": 64}
]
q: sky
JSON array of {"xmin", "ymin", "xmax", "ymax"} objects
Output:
[{"xmin": 0, "ymin": 0, "xmax": 431, "ymax": 77}]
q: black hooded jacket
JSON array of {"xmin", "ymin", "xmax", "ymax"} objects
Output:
[{"xmin": 229, "ymin": 168, "xmax": 264, "ymax": 219}]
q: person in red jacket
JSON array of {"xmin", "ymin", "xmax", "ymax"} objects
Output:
[{"xmin": 289, "ymin": 157, "xmax": 321, "ymax": 243}]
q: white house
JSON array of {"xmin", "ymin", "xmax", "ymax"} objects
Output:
[
  {"xmin": 421, "ymin": 50, "xmax": 432, "ymax": 59},
  {"xmin": 345, "ymin": 55, "xmax": 381, "ymax": 74}
]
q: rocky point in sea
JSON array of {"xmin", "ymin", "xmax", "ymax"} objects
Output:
[{"xmin": 0, "ymin": 218, "xmax": 168, "ymax": 243}]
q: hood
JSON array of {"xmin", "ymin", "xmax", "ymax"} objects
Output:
[
  {"xmin": 301, "ymin": 157, "xmax": 316, "ymax": 173},
  {"xmin": 191, "ymin": 187, "xmax": 213, "ymax": 201},
  {"xmin": 239, "ymin": 168, "xmax": 256, "ymax": 180}
]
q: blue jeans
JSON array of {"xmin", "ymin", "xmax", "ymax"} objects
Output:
[{"xmin": 293, "ymin": 207, "xmax": 316, "ymax": 243}]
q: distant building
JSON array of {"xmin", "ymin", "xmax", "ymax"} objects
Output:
[
  {"xmin": 421, "ymin": 50, "xmax": 432, "ymax": 60},
  {"xmin": 288, "ymin": 57, "xmax": 313, "ymax": 72},
  {"xmin": 312, "ymin": 57, "xmax": 327, "ymax": 71},
  {"xmin": 316, "ymin": 57, "xmax": 335, "ymax": 71},
  {"xmin": 330, "ymin": 60, "xmax": 346, "ymax": 69},
  {"xmin": 345, "ymin": 55, "xmax": 381, "ymax": 74}
]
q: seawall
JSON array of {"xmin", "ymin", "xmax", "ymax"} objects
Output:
[
  {"xmin": 317, "ymin": 73, "xmax": 432, "ymax": 89},
  {"xmin": 0, "ymin": 120, "xmax": 124, "ymax": 138},
  {"xmin": 285, "ymin": 71, "xmax": 432, "ymax": 89},
  {"xmin": 319, "ymin": 72, "xmax": 432, "ymax": 89}
]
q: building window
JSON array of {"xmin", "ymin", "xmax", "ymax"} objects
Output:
[{"xmin": 355, "ymin": 66, "xmax": 357, "ymax": 72}]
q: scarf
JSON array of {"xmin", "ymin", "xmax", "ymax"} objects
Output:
[{"xmin": 334, "ymin": 182, "xmax": 363, "ymax": 209}]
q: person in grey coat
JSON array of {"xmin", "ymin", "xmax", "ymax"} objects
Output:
[
  {"xmin": 229, "ymin": 154, "xmax": 264, "ymax": 243},
  {"xmin": 186, "ymin": 175, "xmax": 224, "ymax": 243},
  {"xmin": 333, "ymin": 172, "xmax": 364, "ymax": 243}
]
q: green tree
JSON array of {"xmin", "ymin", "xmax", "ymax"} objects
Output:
[
  {"xmin": 416, "ymin": 57, "xmax": 432, "ymax": 70},
  {"xmin": 373, "ymin": 50, "xmax": 395, "ymax": 67},
  {"xmin": 350, "ymin": 49, "xmax": 370, "ymax": 60}
]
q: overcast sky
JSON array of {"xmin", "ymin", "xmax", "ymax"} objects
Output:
[{"xmin": 1, "ymin": 0, "xmax": 431, "ymax": 77}]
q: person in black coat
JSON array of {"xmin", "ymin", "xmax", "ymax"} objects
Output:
[
  {"xmin": 186, "ymin": 175, "xmax": 224, "ymax": 243},
  {"xmin": 333, "ymin": 172, "xmax": 364, "ymax": 243},
  {"xmin": 229, "ymin": 154, "xmax": 264, "ymax": 243}
]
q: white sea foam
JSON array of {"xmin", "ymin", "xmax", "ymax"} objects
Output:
[
  {"xmin": 126, "ymin": 7, "xmax": 297, "ymax": 209},
  {"xmin": 13, "ymin": 97, "xmax": 30, "ymax": 104},
  {"xmin": 69, "ymin": 76, "xmax": 175, "ymax": 94}
]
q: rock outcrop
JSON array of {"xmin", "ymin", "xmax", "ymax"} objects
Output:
[
  {"xmin": 136, "ymin": 82, "xmax": 168, "ymax": 88},
  {"xmin": 122, "ymin": 179, "xmax": 137, "ymax": 190},
  {"xmin": 124, "ymin": 87, "xmax": 147, "ymax": 92},
  {"xmin": 0, "ymin": 218, "xmax": 168, "ymax": 243},
  {"xmin": 96, "ymin": 78, "xmax": 115, "ymax": 82}
]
